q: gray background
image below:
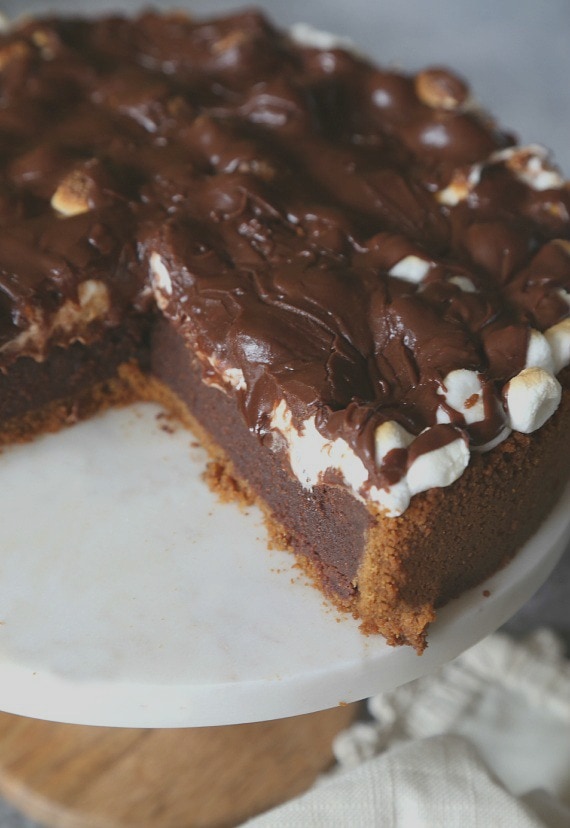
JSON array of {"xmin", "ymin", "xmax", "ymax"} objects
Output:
[{"xmin": 0, "ymin": 1, "xmax": 568, "ymax": 825}]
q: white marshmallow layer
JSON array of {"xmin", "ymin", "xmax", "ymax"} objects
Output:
[{"xmin": 270, "ymin": 402, "xmax": 470, "ymax": 517}]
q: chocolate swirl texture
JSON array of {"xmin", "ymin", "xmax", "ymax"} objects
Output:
[{"xmin": 0, "ymin": 11, "xmax": 569, "ymax": 514}]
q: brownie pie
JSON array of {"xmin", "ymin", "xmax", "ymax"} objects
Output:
[{"xmin": 0, "ymin": 10, "xmax": 569, "ymax": 650}]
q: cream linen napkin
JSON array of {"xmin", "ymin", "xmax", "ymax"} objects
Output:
[{"xmin": 244, "ymin": 630, "xmax": 570, "ymax": 827}]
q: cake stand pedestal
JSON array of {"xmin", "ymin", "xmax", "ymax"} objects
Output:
[
  {"xmin": 0, "ymin": 406, "xmax": 568, "ymax": 825},
  {"xmin": 0, "ymin": 704, "xmax": 359, "ymax": 827}
]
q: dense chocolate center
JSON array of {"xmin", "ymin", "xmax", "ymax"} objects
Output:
[{"xmin": 0, "ymin": 10, "xmax": 569, "ymax": 484}]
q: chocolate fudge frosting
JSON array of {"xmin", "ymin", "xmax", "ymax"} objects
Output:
[{"xmin": 0, "ymin": 10, "xmax": 569, "ymax": 512}]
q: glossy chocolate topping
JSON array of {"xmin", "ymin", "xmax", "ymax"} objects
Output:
[{"xmin": 0, "ymin": 10, "xmax": 569, "ymax": 494}]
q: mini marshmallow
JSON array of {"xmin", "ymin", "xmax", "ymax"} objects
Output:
[
  {"xmin": 490, "ymin": 145, "xmax": 564, "ymax": 191},
  {"xmin": 504, "ymin": 367, "xmax": 561, "ymax": 433},
  {"xmin": 374, "ymin": 420, "xmax": 414, "ymax": 466},
  {"xmin": 448, "ymin": 275, "xmax": 477, "ymax": 293},
  {"xmin": 76, "ymin": 279, "xmax": 109, "ymax": 320},
  {"xmin": 407, "ymin": 433, "xmax": 470, "ymax": 496},
  {"xmin": 438, "ymin": 146, "xmax": 564, "ymax": 208},
  {"xmin": 150, "ymin": 252, "xmax": 173, "ymax": 311},
  {"xmin": 545, "ymin": 318, "xmax": 570, "ymax": 374},
  {"xmin": 525, "ymin": 329, "xmax": 555, "ymax": 373},
  {"xmin": 51, "ymin": 169, "xmax": 93, "ymax": 217},
  {"xmin": 388, "ymin": 255, "xmax": 431, "ymax": 284},
  {"xmin": 437, "ymin": 369, "xmax": 486, "ymax": 425},
  {"xmin": 288, "ymin": 23, "xmax": 356, "ymax": 52},
  {"xmin": 414, "ymin": 68, "xmax": 469, "ymax": 112},
  {"xmin": 436, "ymin": 165, "xmax": 481, "ymax": 206}
]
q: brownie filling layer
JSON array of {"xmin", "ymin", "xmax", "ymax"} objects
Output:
[
  {"xmin": 150, "ymin": 316, "xmax": 372, "ymax": 599},
  {"xmin": 0, "ymin": 317, "xmax": 150, "ymax": 435}
]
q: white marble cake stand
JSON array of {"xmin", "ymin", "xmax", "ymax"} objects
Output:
[{"xmin": 0, "ymin": 403, "xmax": 567, "ymax": 728}]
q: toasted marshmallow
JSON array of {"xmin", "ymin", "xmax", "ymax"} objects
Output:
[
  {"xmin": 51, "ymin": 170, "xmax": 93, "ymax": 218},
  {"xmin": 490, "ymin": 145, "xmax": 565, "ymax": 191},
  {"xmin": 525, "ymin": 329, "xmax": 555, "ymax": 373},
  {"xmin": 437, "ymin": 369, "xmax": 486, "ymax": 425},
  {"xmin": 270, "ymin": 400, "xmax": 368, "ymax": 493},
  {"xmin": 504, "ymin": 367, "xmax": 561, "ymax": 433},
  {"xmin": 51, "ymin": 169, "xmax": 95, "ymax": 217},
  {"xmin": 406, "ymin": 433, "xmax": 470, "ymax": 496},
  {"xmin": 436, "ymin": 165, "xmax": 481, "ymax": 206},
  {"xmin": 414, "ymin": 68, "xmax": 469, "ymax": 112},
  {"xmin": 438, "ymin": 145, "xmax": 565, "ymax": 207},
  {"xmin": 545, "ymin": 318, "xmax": 570, "ymax": 374},
  {"xmin": 388, "ymin": 255, "xmax": 431, "ymax": 284}
]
